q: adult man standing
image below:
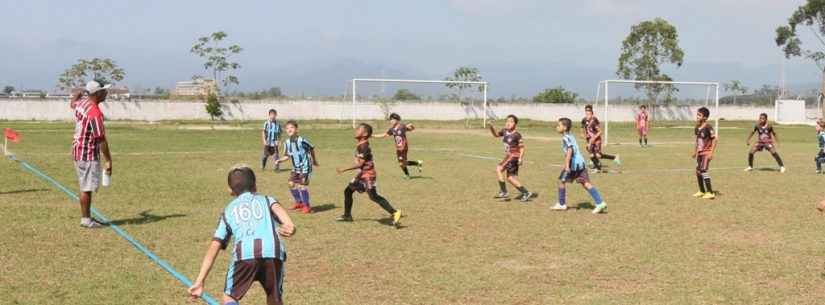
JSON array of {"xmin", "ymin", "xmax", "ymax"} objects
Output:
[{"xmin": 71, "ymin": 80, "xmax": 113, "ymax": 228}]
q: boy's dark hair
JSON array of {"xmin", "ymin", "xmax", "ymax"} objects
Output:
[
  {"xmin": 358, "ymin": 123, "xmax": 373, "ymax": 138},
  {"xmin": 388, "ymin": 113, "xmax": 401, "ymax": 121},
  {"xmin": 268, "ymin": 109, "xmax": 277, "ymax": 115},
  {"xmin": 759, "ymin": 113, "xmax": 768, "ymax": 119},
  {"xmin": 698, "ymin": 107, "xmax": 710, "ymax": 118},
  {"xmin": 640, "ymin": 104, "xmax": 647, "ymax": 109},
  {"xmin": 227, "ymin": 166, "xmax": 256, "ymax": 194},
  {"xmin": 585, "ymin": 104, "xmax": 593, "ymax": 111},
  {"xmin": 506, "ymin": 114, "xmax": 519, "ymax": 125},
  {"xmin": 559, "ymin": 117, "xmax": 572, "ymax": 132},
  {"xmin": 285, "ymin": 120, "xmax": 298, "ymax": 128}
]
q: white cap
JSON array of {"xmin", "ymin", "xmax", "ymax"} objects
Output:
[{"xmin": 85, "ymin": 80, "xmax": 112, "ymax": 94}]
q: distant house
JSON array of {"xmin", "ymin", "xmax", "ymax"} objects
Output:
[
  {"xmin": 18, "ymin": 90, "xmax": 46, "ymax": 98},
  {"xmin": 108, "ymin": 85, "xmax": 131, "ymax": 100},
  {"xmin": 173, "ymin": 79, "xmax": 217, "ymax": 97}
]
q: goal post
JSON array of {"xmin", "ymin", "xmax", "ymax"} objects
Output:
[
  {"xmin": 597, "ymin": 79, "xmax": 720, "ymax": 144},
  {"xmin": 351, "ymin": 78, "xmax": 489, "ymax": 128}
]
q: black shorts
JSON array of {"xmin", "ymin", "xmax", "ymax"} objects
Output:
[
  {"xmin": 263, "ymin": 145, "xmax": 279, "ymax": 156},
  {"xmin": 696, "ymin": 154, "xmax": 711, "ymax": 173},
  {"xmin": 559, "ymin": 168, "xmax": 590, "ymax": 184},
  {"xmin": 289, "ymin": 172, "xmax": 310, "ymax": 186},
  {"xmin": 587, "ymin": 142, "xmax": 602, "ymax": 155},
  {"xmin": 754, "ymin": 141, "xmax": 775, "ymax": 152},
  {"xmin": 224, "ymin": 258, "xmax": 284, "ymax": 305},
  {"xmin": 501, "ymin": 157, "xmax": 519, "ymax": 177},
  {"xmin": 348, "ymin": 176, "xmax": 377, "ymax": 193},
  {"xmin": 396, "ymin": 149, "xmax": 408, "ymax": 163}
]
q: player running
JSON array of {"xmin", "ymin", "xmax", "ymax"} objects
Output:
[
  {"xmin": 488, "ymin": 115, "xmax": 535, "ymax": 202},
  {"xmin": 261, "ymin": 109, "xmax": 283, "ymax": 171},
  {"xmin": 693, "ymin": 107, "xmax": 718, "ymax": 200},
  {"xmin": 188, "ymin": 166, "xmax": 295, "ymax": 305},
  {"xmin": 581, "ymin": 105, "xmax": 621, "ymax": 173},
  {"xmin": 335, "ymin": 123, "xmax": 403, "ymax": 228},
  {"xmin": 375, "ymin": 113, "xmax": 423, "ymax": 179},
  {"xmin": 551, "ymin": 118, "xmax": 608, "ymax": 214},
  {"xmin": 274, "ymin": 121, "xmax": 318, "ymax": 214},
  {"xmin": 816, "ymin": 119, "xmax": 825, "ymax": 174},
  {"xmin": 744, "ymin": 113, "xmax": 785, "ymax": 173},
  {"xmin": 636, "ymin": 105, "xmax": 650, "ymax": 147}
]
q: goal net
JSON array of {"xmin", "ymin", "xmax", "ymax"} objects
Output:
[
  {"xmin": 350, "ymin": 78, "xmax": 489, "ymax": 128},
  {"xmin": 596, "ymin": 80, "xmax": 720, "ymax": 144}
]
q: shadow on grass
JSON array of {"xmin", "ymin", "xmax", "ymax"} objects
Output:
[
  {"xmin": 0, "ymin": 188, "xmax": 49, "ymax": 195},
  {"xmin": 755, "ymin": 167, "xmax": 780, "ymax": 172},
  {"xmin": 574, "ymin": 202, "xmax": 595, "ymax": 210},
  {"xmin": 110, "ymin": 210, "xmax": 187, "ymax": 226},
  {"xmin": 311, "ymin": 204, "xmax": 336, "ymax": 213},
  {"xmin": 408, "ymin": 176, "xmax": 433, "ymax": 180}
]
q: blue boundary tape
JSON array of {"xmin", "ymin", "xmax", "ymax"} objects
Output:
[{"xmin": 9, "ymin": 155, "xmax": 220, "ymax": 305}]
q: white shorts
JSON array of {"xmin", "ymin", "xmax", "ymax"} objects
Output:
[{"xmin": 75, "ymin": 160, "xmax": 101, "ymax": 192}]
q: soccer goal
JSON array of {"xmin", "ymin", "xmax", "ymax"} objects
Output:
[
  {"xmin": 596, "ymin": 79, "xmax": 720, "ymax": 145},
  {"xmin": 350, "ymin": 78, "xmax": 489, "ymax": 128}
]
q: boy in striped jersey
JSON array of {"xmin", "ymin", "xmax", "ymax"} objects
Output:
[
  {"xmin": 189, "ymin": 166, "xmax": 295, "ymax": 305},
  {"xmin": 261, "ymin": 109, "xmax": 283, "ymax": 171},
  {"xmin": 816, "ymin": 119, "xmax": 825, "ymax": 174},
  {"xmin": 274, "ymin": 121, "xmax": 318, "ymax": 214},
  {"xmin": 551, "ymin": 118, "xmax": 607, "ymax": 214}
]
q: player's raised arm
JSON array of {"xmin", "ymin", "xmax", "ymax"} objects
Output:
[
  {"xmin": 488, "ymin": 123, "xmax": 500, "ymax": 137},
  {"xmin": 406, "ymin": 123, "xmax": 415, "ymax": 131},
  {"xmin": 188, "ymin": 240, "xmax": 223, "ymax": 301}
]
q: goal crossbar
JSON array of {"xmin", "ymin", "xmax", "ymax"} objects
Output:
[
  {"xmin": 351, "ymin": 78, "xmax": 489, "ymax": 127},
  {"xmin": 598, "ymin": 79, "xmax": 720, "ymax": 144}
]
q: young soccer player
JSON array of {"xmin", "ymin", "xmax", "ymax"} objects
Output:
[
  {"xmin": 488, "ymin": 115, "xmax": 535, "ymax": 202},
  {"xmin": 815, "ymin": 119, "xmax": 825, "ymax": 174},
  {"xmin": 188, "ymin": 166, "xmax": 295, "ymax": 305},
  {"xmin": 581, "ymin": 105, "xmax": 621, "ymax": 173},
  {"xmin": 744, "ymin": 113, "xmax": 785, "ymax": 173},
  {"xmin": 274, "ymin": 121, "xmax": 318, "ymax": 214},
  {"xmin": 693, "ymin": 107, "xmax": 718, "ymax": 200},
  {"xmin": 335, "ymin": 123, "xmax": 403, "ymax": 227},
  {"xmin": 375, "ymin": 113, "xmax": 424, "ymax": 179},
  {"xmin": 261, "ymin": 109, "xmax": 282, "ymax": 171},
  {"xmin": 636, "ymin": 105, "xmax": 650, "ymax": 147},
  {"xmin": 552, "ymin": 118, "xmax": 608, "ymax": 214}
]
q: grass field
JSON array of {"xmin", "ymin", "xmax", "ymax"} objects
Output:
[{"xmin": 2, "ymin": 119, "xmax": 824, "ymax": 305}]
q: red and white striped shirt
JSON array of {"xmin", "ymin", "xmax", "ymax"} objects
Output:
[{"xmin": 72, "ymin": 98, "xmax": 106, "ymax": 161}]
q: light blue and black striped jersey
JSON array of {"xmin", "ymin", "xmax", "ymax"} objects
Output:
[
  {"xmin": 818, "ymin": 131, "xmax": 825, "ymax": 152},
  {"xmin": 561, "ymin": 133, "xmax": 586, "ymax": 171},
  {"xmin": 213, "ymin": 192, "xmax": 286, "ymax": 262},
  {"xmin": 263, "ymin": 120, "xmax": 282, "ymax": 146},
  {"xmin": 284, "ymin": 136, "xmax": 315, "ymax": 174}
]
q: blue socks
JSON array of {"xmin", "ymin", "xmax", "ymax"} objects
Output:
[
  {"xmin": 225, "ymin": 302, "xmax": 239, "ymax": 305},
  {"xmin": 299, "ymin": 189, "xmax": 311, "ymax": 208},
  {"xmin": 290, "ymin": 189, "xmax": 301, "ymax": 203},
  {"xmin": 587, "ymin": 187, "xmax": 603, "ymax": 204},
  {"xmin": 558, "ymin": 187, "xmax": 566, "ymax": 206}
]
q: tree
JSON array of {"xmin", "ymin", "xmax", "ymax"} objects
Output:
[
  {"xmin": 3, "ymin": 86, "xmax": 14, "ymax": 95},
  {"xmin": 617, "ymin": 18, "xmax": 684, "ymax": 105},
  {"xmin": 723, "ymin": 80, "xmax": 748, "ymax": 105},
  {"xmin": 190, "ymin": 31, "xmax": 243, "ymax": 94},
  {"xmin": 776, "ymin": 1, "xmax": 825, "ymax": 116},
  {"xmin": 205, "ymin": 93, "xmax": 223, "ymax": 120},
  {"xmin": 392, "ymin": 89, "xmax": 420, "ymax": 101},
  {"xmin": 57, "ymin": 58, "xmax": 125, "ymax": 90},
  {"xmin": 533, "ymin": 87, "xmax": 578, "ymax": 104},
  {"xmin": 445, "ymin": 66, "xmax": 484, "ymax": 99}
]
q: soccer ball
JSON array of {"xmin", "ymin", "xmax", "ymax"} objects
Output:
[{"xmin": 817, "ymin": 199, "xmax": 825, "ymax": 212}]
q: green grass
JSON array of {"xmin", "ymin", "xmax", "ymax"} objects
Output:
[{"xmin": 2, "ymin": 119, "xmax": 824, "ymax": 305}]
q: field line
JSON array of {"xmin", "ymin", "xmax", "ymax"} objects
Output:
[{"xmin": 7, "ymin": 155, "xmax": 220, "ymax": 305}]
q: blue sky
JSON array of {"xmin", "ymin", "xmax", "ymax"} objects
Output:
[{"xmin": 0, "ymin": 0, "xmax": 820, "ymax": 97}]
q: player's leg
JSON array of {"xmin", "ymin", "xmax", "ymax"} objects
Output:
[
  {"xmin": 366, "ymin": 186, "xmax": 402, "ymax": 227},
  {"xmin": 767, "ymin": 145, "xmax": 785, "ymax": 172},
  {"xmin": 698, "ymin": 156, "xmax": 715, "ymax": 199},
  {"xmin": 694, "ymin": 156, "xmax": 708, "ymax": 197},
  {"xmin": 505, "ymin": 160, "xmax": 532, "ymax": 201},
  {"xmin": 76, "ymin": 161, "xmax": 105, "ymax": 228},
  {"xmin": 495, "ymin": 163, "xmax": 509, "ymax": 198},
  {"xmin": 260, "ymin": 259, "xmax": 284, "ymax": 305},
  {"xmin": 287, "ymin": 180, "xmax": 303, "ymax": 210},
  {"xmin": 746, "ymin": 145, "xmax": 757, "ymax": 171},
  {"xmin": 298, "ymin": 181, "xmax": 312, "ymax": 214},
  {"xmin": 816, "ymin": 152, "xmax": 825, "ymax": 174},
  {"xmin": 223, "ymin": 260, "xmax": 256, "ymax": 305},
  {"xmin": 581, "ymin": 180, "xmax": 607, "ymax": 214},
  {"xmin": 336, "ymin": 183, "xmax": 357, "ymax": 221},
  {"xmin": 589, "ymin": 145, "xmax": 602, "ymax": 171},
  {"xmin": 262, "ymin": 146, "xmax": 272, "ymax": 170},
  {"xmin": 552, "ymin": 173, "xmax": 568, "ymax": 210},
  {"xmin": 273, "ymin": 144, "xmax": 281, "ymax": 171}
]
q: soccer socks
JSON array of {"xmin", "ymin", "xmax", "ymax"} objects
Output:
[
  {"xmin": 587, "ymin": 187, "xmax": 604, "ymax": 204},
  {"xmin": 558, "ymin": 187, "xmax": 566, "ymax": 206},
  {"xmin": 402, "ymin": 166, "xmax": 410, "ymax": 176},
  {"xmin": 591, "ymin": 157, "xmax": 602, "ymax": 170},
  {"xmin": 406, "ymin": 160, "xmax": 420, "ymax": 166},
  {"xmin": 367, "ymin": 189, "xmax": 397, "ymax": 214},
  {"xmin": 696, "ymin": 174, "xmax": 706, "ymax": 193},
  {"xmin": 343, "ymin": 187, "xmax": 354, "ymax": 216},
  {"xmin": 771, "ymin": 152, "xmax": 784, "ymax": 167},
  {"xmin": 748, "ymin": 153, "xmax": 754, "ymax": 167},
  {"xmin": 261, "ymin": 155, "xmax": 269, "ymax": 169},
  {"xmin": 639, "ymin": 138, "xmax": 643, "ymax": 146},
  {"xmin": 644, "ymin": 138, "xmax": 648, "ymax": 146},
  {"xmin": 225, "ymin": 302, "xmax": 239, "ymax": 305},
  {"xmin": 498, "ymin": 181, "xmax": 507, "ymax": 193},
  {"xmin": 702, "ymin": 173, "xmax": 714, "ymax": 194},
  {"xmin": 290, "ymin": 188, "xmax": 302, "ymax": 204},
  {"xmin": 516, "ymin": 186, "xmax": 529, "ymax": 195},
  {"xmin": 601, "ymin": 154, "xmax": 616, "ymax": 160},
  {"xmin": 299, "ymin": 189, "xmax": 311, "ymax": 208}
]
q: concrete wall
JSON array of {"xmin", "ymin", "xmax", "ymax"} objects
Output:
[{"xmin": 0, "ymin": 98, "xmax": 775, "ymax": 122}]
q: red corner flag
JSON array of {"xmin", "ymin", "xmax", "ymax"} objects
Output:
[{"xmin": 4, "ymin": 128, "xmax": 20, "ymax": 143}]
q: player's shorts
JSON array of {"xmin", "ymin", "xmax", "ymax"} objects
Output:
[
  {"xmin": 500, "ymin": 157, "xmax": 519, "ymax": 177},
  {"xmin": 696, "ymin": 154, "xmax": 712, "ymax": 173},
  {"xmin": 816, "ymin": 151, "xmax": 825, "ymax": 161},
  {"xmin": 224, "ymin": 258, "xmax": 284, "ymax": 305},
  {"xmin": 637, "ymin": 126, "xmax": 648, "ymax": 136},
  {"xmin": 559, "ymin": 168, "xmax": 590, "ymax": 184},
  {"xmin": 74, "ymin": 160, "xmax": 101, "ymax": 192},
  {"xmin": 396, "ymin": 149, "xmax": 408, "ymax": 163},
  {"xmin": 288, "ymin": 172, "xmax": 310, "ymax": 186},
  {"xmin": 348, "ymin": 176, "xmax": 377, "ymax": 193},
  {"xmin": 587, "ymin": 142, "xmax": 602, "ymax": 155},
  {"xmin": 754, "ymin": 141, "xmax": 774, "ymax": 152},
  {"xmin": 263, "ymin": 145, "xmax": 279, "ymax": 156}
]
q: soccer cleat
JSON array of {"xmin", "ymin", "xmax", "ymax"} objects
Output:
[
  {"xmin": 692, "ymin": 191, "xmax": 705, "ymax": 198},
  {"xmin": 519, "ymin": 192, "xmax": 535, "ymax": 202},
  {"xmin": 392, "ymin": 211, "xmax": 402, "ymax": 228},
  {"xmin": 592, "ymin": 202, "xmax": 607, "ymax": 214},
  {"xmin": 590, "ymin": 168, "xmax": 601, "ymax": 174},
  {"xmin": 613, "ymin": 155, "xmax": 622, "ymax": 166},
  {"xmin": 402, "ymin": 175, "xmax": 411, "ymax": 180},
  {"xmin": 301, "ymin": 206, "xmax": 312, "ymax": 214},
  {"xmin": 780, "ymin": 166, "xmax": 786, "ymax": 173},
  {"xmin": 289, "ymin": 203, "xmax": 304, "ymax": 210},
  {"xmin": 80, "ymin": 218, "xmax": 107, "ymax": 229},
  {"xmin": 550, "ymin": 203, "xmax": 568, "ymax": 211},
  {"xmin": 702, "ymin": 192, "xmax": 716, "ymax": 200},
  {"xmin": 494, "ymin": 192, "xmax": 509, "ymax": 199},
  {"xmin": 417, "ymin": 160, "xmax": 424, "ymax": 173},
  {"xmin": 817, "ymin": 170, "xmax": 823, "ymax": 175},
  {"xmin": 744, "ymin": 167, "xmax": 753, "ymax": 172},
  {"xmin": 335, "ymin": 215, "xmax": 353, "ymax": 222}
]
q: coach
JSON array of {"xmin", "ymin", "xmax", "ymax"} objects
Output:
[{"xmin": 70, "ymin": 80, "xmax": 113, "ymax": 229}]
